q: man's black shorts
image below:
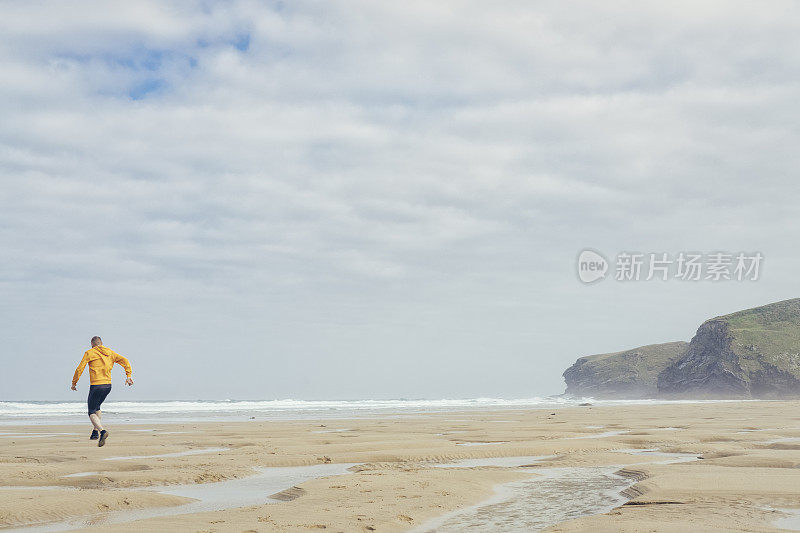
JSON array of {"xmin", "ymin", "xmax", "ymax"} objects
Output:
[{"xmin": 87, "ymin": 384, "xmax": 112, "ymax": 415}]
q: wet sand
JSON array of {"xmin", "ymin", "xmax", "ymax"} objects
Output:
[{"xmin": 2, "ymin": 401, "xmax": 800, "ymax": 531}]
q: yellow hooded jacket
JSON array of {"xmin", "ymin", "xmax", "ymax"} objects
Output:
[{"xmin": 72, "ymin": 345, "xmax": 132, "ymax": 386}]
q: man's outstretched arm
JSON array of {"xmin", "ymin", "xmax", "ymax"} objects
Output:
[
  {"xmin": 71, "ymin": 353, "xmax": 88, "ymax": 391},
  {"xmin": 112, "ymin": 351, "xmax": 134, "ymax": 386}
]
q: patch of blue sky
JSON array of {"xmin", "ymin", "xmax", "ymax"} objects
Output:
[
  {"xmin": 196, "ymin": 33, "xmax": 251, "ymax": 52},
  {"xmin": 129, "ymin": 78, "xmax": 166, "ymax": 100},
  {"xmin": 54, "ymin": 45, "xmax": 203, "ymax": 99},
  {"xmin": 57, "ymin": 46, "xmax": 169, "ymax": 72},
  {"xmin": 233, "ymin": 33, "xmax": 251, "ymax": 52}
]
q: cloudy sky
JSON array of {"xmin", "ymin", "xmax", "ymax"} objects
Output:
[{"xmin": 2, "ymin": 1, "xmax": 799, "ymax": 400}]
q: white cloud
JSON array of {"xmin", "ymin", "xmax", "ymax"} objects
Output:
[{"xmin": 1, "ymin": 1, "xmax": 799, "ymax": 399}]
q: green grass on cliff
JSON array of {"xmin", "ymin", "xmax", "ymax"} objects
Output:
[
  {"xmin": 577, "ymin": 341, "xmax": 689, "ymax": 386},
  {"xmin": 714, "ymin": 298, "xmax": 800, "ymax": 373}
]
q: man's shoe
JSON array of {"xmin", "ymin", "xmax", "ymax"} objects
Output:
[
  {"xmin": 98, "ymin": 430, "xmax": 109, "ymax": 447},
  {"xmin": 90, "ymin": 430, "xmax": 99, "ymax": 440}
]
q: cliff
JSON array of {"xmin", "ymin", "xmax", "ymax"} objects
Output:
[
  {"xmin": 562, "ymin": 342, "xmax": 688, "ymax": 399},
  {"xmin": 657, "ymin": 298, "xmax": 800, "ymax": 398}
]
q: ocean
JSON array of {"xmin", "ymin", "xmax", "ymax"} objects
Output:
[{"xmin": 0, "ymin": 397, "xmax": 730, "ymax": 425}]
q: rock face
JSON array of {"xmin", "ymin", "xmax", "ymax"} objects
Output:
[
  {"xmin": 657, "ymin": 298, "xmax": 800, "ymax": 398},
  {"xmin": 563, "ymin": 342, "xmax": 688, "ymax": 399}
]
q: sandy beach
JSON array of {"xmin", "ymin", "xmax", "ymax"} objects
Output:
[{"xmin": 3, "ymin": 401, "xmax": 800, "ymax": 532}]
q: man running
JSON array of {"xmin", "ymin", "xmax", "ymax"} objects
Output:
[{"xmin": 71, "ymin": 336, "xmax": 133, "ymax": 447}]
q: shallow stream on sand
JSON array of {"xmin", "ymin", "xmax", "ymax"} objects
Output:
[
  {"xmin": 413, "ymin": 450, "xmax": 699, "ymax": 532},
  {"xmin": 11, "ymin": 463, "xmax": 356, "ymax": 532},
  {"xmin": 413, "ymin": 465, "xmax": 633, "ymax": 532},
  {"xmin": 10, "ymin": 450, "xmax": 698, "ymax": 533}
]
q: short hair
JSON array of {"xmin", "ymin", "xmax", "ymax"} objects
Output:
[{"xmin": 91, "ymin": 336, "xmax": 102, "ymax": 346}]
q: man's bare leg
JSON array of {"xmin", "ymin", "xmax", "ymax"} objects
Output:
[{"xmin": 89, "ymin": 411, "xmax": 104, "ymax": 432}]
